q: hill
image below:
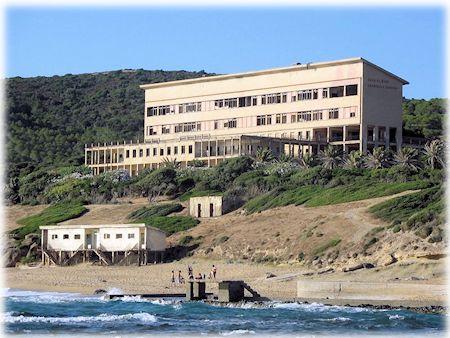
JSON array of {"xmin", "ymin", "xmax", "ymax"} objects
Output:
[{"xmin": 6, "ymin": 69, "xmax": 214, "ymax": 181}]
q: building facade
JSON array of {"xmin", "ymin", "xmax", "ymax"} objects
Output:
[
  {"xmin": 40, "ymin": 223, "xmax": 166, "ymax": 266},
  {"xmin": 85, "ymin": 57, "xmax": 408, "ymax": 176}
]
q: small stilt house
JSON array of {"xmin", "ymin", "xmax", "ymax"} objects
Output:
[{"xmin": 39, "ymin": 223, "xmax": 166, "ymax": 266}]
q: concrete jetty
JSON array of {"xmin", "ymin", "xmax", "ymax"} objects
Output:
[{"xmin": 105, "ymin": 280, "xmax": 267, "ymax": 302}]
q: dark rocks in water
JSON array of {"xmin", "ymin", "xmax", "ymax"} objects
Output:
[{"xmin": 94, "ymin": 289, "xmax": 107, "ymax": 295}]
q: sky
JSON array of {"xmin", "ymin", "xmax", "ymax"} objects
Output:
[{"xmin": 6, "ymin": 6, "xmax": 445, "ymax": 99}]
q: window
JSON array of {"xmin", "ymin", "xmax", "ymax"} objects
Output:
[
  {"xmin": 282, "ymin": 94, "xmax": 287, "ymax": 103},
  {"xmin": 214, "ymin": 99, "xmax": 224, "ymax": 108},
  {"xmin": 345, "ymin": 84, "xmax": 358, "ymax": 96},
  {"xmin": 167, "ymin": 147, "xmax": 171, "ymax": 155},
  {"xmin": 181, "ymin": 146, "xmax": 186, "ymax": 154},
  {"xmin": 51, "ymin": 234, "xmax": 58, "ymax": 240},
  {"xmin": 128, "ymin": 233, "xmax": 135, "ymax": 239},
  {"xmin": 188, "ymin": 145, "xmax": 193, "ymax": 154},
  {"xmin": 291, "ymin": 114, "xmax": 297, "ymax": 123},
  {"xmin": 328, "ymin": 108, "xmax": 339, "ymax": 119},
  {"xmin": 276, "ymin": 114, "xmax": 281, "ymax": 124},
  {"xmin": 281, "ymin": 114, "xmax": 287, "ymax": 124},
  {"xmin": 224, "ymin": 98, "xmax": 238, "ymax": 108},
  {"xmin": 126, "ymin": 150, "xmax": 130, "ymax": 158},
  {"xmin": 146, "ymin": 148, "xmax": 150, "ymax": 156},
  {"xmin": 160, "ymin": 148, "xmax": 164, "ymax": 156},
  {"xmin": 306, "ymin": 131, "xmax": 310, "ymax": 140},
  {"xmin": 312, "ymin": 111, "xmax": 323, "ymax": 121},
  {"xmin": 162, "ymin": 126, "xmax": 171, "ymax": 134},
  {"xmin": 329, "ymin": 86, "xmax": 344, "ymax": 98},
  {"xmin": 139, "ymin": 149, "xmax": 143, "ymax": 157},
  {"xmin": 116, "ymin": 234, "xmax": 122, "ymax": 239},
  {"xmin": 225, "ymin": 119, "xmax": 237, "ymax": 128},
  {"xmin": 276, "ymin": 114, "xmax": 287, "ymax": 124},
  {"xmin": 350, "ymin": 112, "xmax": 356, "ymax": 118},
  {"xmin": 252, "ymin": 97, "xmax": 257, "ymax": 106},
  {"xmin": 291, "ymin": 94, "xmax": 297, "ymax": 102},
  {"xmin": 132, "ymin": 150, "xmax": 136, "ymax": 158},
  {"xmin": 298, "ymin": 90, "xmax": 312, "ymax": 101},
  {"xmin": 313, "ymin": 89, "xmax": 318, "ymax": 99},
  {"xmin": 299, "ymin": 112, "xmax": 312, "ymax": 121},
  {"xmin": 147, "ymin": 107, "xmax": 158, "ymax": 117},
  {"xmin": 74, "ymin": 234, "xmax": 81, "ymax": 240},
  {"xmin": 257, "ymin": 115, "xmax": 266, "ymax": 126},
  {"xmin": 214, "ymin": 121, "xmax": 219, "ymax": 130},
  {"xmin": 158, "ymin": 106, "xmax": 170, "ymax": 115},
  {"xmin": 63, "ymin": 234, "xmax": 69, "ymax": 239},
  {"xmin": 153, "ymin": 148, "xmax": 157, "ymax": 156},
  {"xmin": 174, "ymin": 146, "xmax": 178, "ymax": 155},
  {"xmin": 322, "ymin": 88, "xmax": 329, "ymax": 99},
  {"xmin": 238, "ymin": 96, "xmax": 253, "ymax": 107},
  {"xmin": 147, "ymin": 126, "xmax": 156, "ymax": 136},
  {"xmin": 104, "ymin": 233, "xmax": 110, "ymax": 239}
]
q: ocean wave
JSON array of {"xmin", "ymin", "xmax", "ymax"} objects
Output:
[
  {"xmin": 321, "ymin": 317, "xmax": 352, "ymax": 322},
  {"xmin": 4, "ymin": 289, "xmax": 104, "ymax": 304},
  {"xmin": 221, "ymin": 329, "xmax": 256, "ymax": 336},
  {"xmin": 2, "ymin": 312, "xmax": 158, "ymax": 324},
  {"xmin": 388, "ymin": 314, "xmax": 405, "ymax": 320}
]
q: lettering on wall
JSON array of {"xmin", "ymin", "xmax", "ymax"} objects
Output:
[{"xmin": 367, "ymin": 78, "xmax": 398, "ymax": 90}]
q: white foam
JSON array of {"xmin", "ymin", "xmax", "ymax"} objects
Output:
[
  {"xmin": 2, "ymin": 312, "xmax": 157, "ymax": 324},
  {"xmin": 106, "ymin": 287, "xmax": 124, "ymax": 296},
  {"xmin": 322, "ymin": 317, "xmax": 352, "ymax": 322},
  {"xmin": 221, "ymin": 329, "xmax": 256, "ymax": 336},
  {"xmin": 4, "ymin": 289, "xmax": 104, "ymax": 304},
  {"xmin": 389, "ymin": 314, "xmax": 405, "ymax": 320}
]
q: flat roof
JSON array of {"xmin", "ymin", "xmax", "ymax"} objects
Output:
[
  {"xmin": 39, "ymin": 223, "xmax": 166, "ymax": 234},
  {"xmin": 139, "ymin": 57, "xmax": 408, "ymax": 90}
]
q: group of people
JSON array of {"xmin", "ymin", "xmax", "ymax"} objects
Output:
[{"xmin": 171, "ymin": 265, "xmax": 217, "ymax": 286}]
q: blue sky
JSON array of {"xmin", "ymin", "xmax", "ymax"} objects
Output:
[{"xmin": 6, "ymin": 7, "xmax": 445, "ymax": 99}]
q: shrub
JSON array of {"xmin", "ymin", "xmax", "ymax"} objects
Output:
[
  {"xmin": 129, "ymin": 203, "xmax": 183, "ymax": 220},
  {"xmin": 179, "ymin": 235, "xmax": 194, "ymax": 245},
  {"xmin": 13, "ymin": 202, "xmax": 88, "ymax": 239},
  {"xmin": 313, "ymin": 238, "xmax": 341, "ymax": 256},
  {"xmin": 143, "ymin": 216, "xmax": 199, "ymax": 235}
]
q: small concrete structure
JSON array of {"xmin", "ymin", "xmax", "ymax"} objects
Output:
[
  {"xmin": 186, "ymin": 281, "xmax": 207, "ymax": 301},
  {"xmin": 218, "ymin": 281, "xmax": 245, "ymax": 302},
  {"xmin": 297, "ymin": 280, "xmax": 447, "ymax": 307},
  {"xmin": 189, "ymin": 195, "xmax": 223, "ymax": 218},
  {"xmin": 40, "ymin": 223, "xmax": 166, "ymax": 266}
]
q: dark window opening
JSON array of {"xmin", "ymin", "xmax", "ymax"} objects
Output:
[
  {"xmin": 345, "ymin": 84, "xmax": 358, "ymax": 96},
  {"xmin": 329, "ymin": 86, "xmax": 344, "ymax": 98}
]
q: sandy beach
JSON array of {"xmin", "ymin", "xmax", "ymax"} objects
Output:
[{"xmin": 5, "ymin": 256, "xmax": 446, "ymax": 305}]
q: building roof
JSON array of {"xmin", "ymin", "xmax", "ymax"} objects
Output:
[
  {"xmin": 139, "ymin": 57, "xmax": 408, "ymax": 90},
  {"xmin": 39, "ymin": 223, "xmax": 166, "ymax": 235}
]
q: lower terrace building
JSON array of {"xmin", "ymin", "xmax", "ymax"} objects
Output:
[
  {"xmin": 85, "ymin": 57, "xmax": 408, "ymax": 176},
  {"xmin": 40, "ymin": 223, "xmax": 166, "ymax": 266}
]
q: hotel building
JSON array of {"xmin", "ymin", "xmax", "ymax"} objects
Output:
[{"xmin": 85, "ymin": 57, "xmax": 408, "ymax": 176}]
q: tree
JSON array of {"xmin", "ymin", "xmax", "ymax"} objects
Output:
[
  {"xmin": 298, "ymin": 153, "xmax": 315, "ymax": 169},
  {"xmin": 393, "ymin": 147, "xmax": 421, "ymax": 171},
  {"xmin": 161, "ymin": 157, "xmax": 181, "ymax": 169},
  {"xmin": 318, "ymin": 145, "xmax": 342, "ymax": 169},
  {"xmin": 423, "ymin": 139, "xmax": 445, "ymax": 169},
  {"xmin": 364, "ymin": 147, "xmax": 390, "ymax": 169},
  {"xmin": 343, "ymin": 150, "xmax": 363, "ymax": 169},
  {"xmin": 276, "ymin": 152, "xmax": 294, "ymax": 163}
]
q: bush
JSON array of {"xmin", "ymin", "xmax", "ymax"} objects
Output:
[
  {"xmin": 129, "ymin": 203, "xmax": 183, "ymax": 220},
  {"xmin": 313, "ymin": 238, "xmax": 341, "ymax": 256},
  {"xmin": 179, "ymin": 235, "xmax": 194, "ymax": 245},
  {"xmin": 13, "ymin": 202, "xmax": 88, "ymax": 239},
  {"xmin": 144, "ymin": 216, "xmax": 199, "ymax": 235}
]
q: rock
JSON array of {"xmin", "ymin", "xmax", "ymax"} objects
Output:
[
  {"xmin": 5, "ymin": 246, "xmax": 22, "ymax": 267},
  {"xmin": 317, "ymin": 268, "xmax": 334, "ymax": 275},
  {"xmin": 25, "ymin": 233, "xmax": 39, "ymax": 240},
  {"xmin": 93, "ymin": 289, "xmax": 107, "ymax": 295},
  {"xmin": 380, "ymin": 254, "xmax": 397, "ymax": 267},
  {"xmin": 26, "ymin": 243, "xmax": 39, "ymax": 258},
  {"xmin": 265, "ymin": 272, "xmax": 276, "ymax": 279},
  {"xmin": 343, "ymin": 262, "xmax": 375, "ymax": 272}
]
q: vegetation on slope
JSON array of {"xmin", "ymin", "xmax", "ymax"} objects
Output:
[
  {"xmin": 12, "ymin": 202, "xmax": 88, "ymax": 239},
  {"xmin": 128, "ymin": 202, "xmax": 198, "ymax": 235}
]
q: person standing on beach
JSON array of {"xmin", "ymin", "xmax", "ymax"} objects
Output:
[
  {"xmin": 187, "ymin": 265, "xmax": 193, "ymax": 280},
  {"xmin": 178, "ymin": 270, "xmax": 185, "ymax": 284},
  {"xmin": 211, "ymin": 265, "xmax": 217, "ymax": 279},
  {"xmin": 171, "ymin": 270, "xmax": 176, "ymax": 286}
]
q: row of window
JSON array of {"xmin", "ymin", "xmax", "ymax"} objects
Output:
[
  {"xmin": 126, "ymin": 144, "xmax": 193, "ymax": 159},
  {"xmin": 51, "ymin": 233, "xmax": 136, "ymax": 240},
  {"xmin": 146, "ymin": 84, "xmax": 358, "ymax": 117},
  {"xmin": 146, "ymin": 107, "xmax": 356, "ymax": 136}
]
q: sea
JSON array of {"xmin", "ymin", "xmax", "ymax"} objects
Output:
[{"xmin": 2, "ymin": 288, "xmax": 446, "ymax": 336}]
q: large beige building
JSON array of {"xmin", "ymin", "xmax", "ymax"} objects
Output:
[{"xmin": 85, "ymin": 57, "xmax": 408, "ymax": 176}]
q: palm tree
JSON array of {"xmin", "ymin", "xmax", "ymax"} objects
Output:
[
  {"xmin": 318, "ymin": 145, "xmax": 342, "ymax": 169},
  {"xmin": 255, "ymin": 147, "xmax": 274, "ymax": 163},
  {"xmin": 276, "ymin": 152, "xmax": 293, "ymax": 163},
  {"xmin": 343, "ymin": 150, "xmax": 363, "ymax": 169},
  {"xmin": 298, "ymin": 153, "xmax": 314, "ymax": 168},
  {"xmin": 161, "ymin": 157, "xmax": 181, "ymax": 169},
  {"xmin": 423, "ymin": 139, "xmax": 445, "ymax": 169},
  {"xmin": 364, "ymin": 147, "xmax": 389, "ymax": 169},
  {"xmin": 393, "ymin": 147, "xmax": 421, "ymax": 171}
]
